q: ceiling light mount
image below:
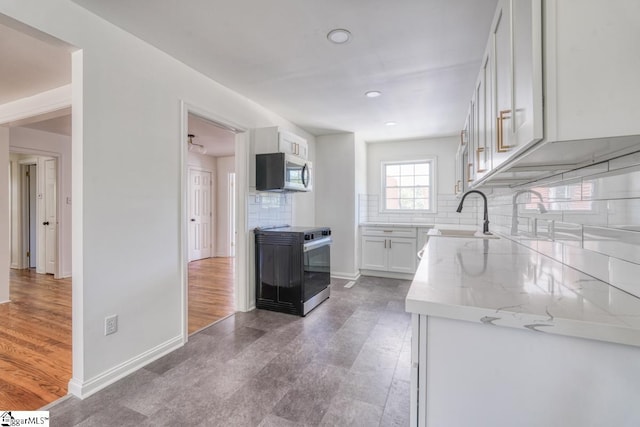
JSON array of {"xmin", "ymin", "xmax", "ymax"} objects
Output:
[
  {"xmin": 327, "ymin": 29, "xmax": 352, "ymax": 44},
  {"xmin": 385, "ymin": 121, "xmax": 398, "ymax": 127},
  {"xmin": 187, "ymin": 133, "xmax": 207, "ymax": 154},
  {"xmin": 365, "ymin": 90, "xmax": 382, "ymax": 98}
]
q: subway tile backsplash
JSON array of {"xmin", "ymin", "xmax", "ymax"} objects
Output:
[
  {"xmin": 359, "ymin": 193, "xmax": 478, "ymax": 226},
  {"xmin": 248, "ymin": 192, "xmax": 292, "ymax": 229},
  {"xmin": 488, "ymin": 149, "xmax": 640, "ymax": 299}
]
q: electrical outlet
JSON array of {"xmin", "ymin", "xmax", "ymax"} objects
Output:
[{"xmin": 105, "ymin": 314, "xmax": 118, "ymax": 336}]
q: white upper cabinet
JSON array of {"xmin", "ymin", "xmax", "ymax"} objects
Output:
[
  {"xmin": 544, "ymin": 0, "xmax": 640, "ymax": 142},
  {"xmin": 463, "ymin": 0, "xmax": 640, "ymax": 187},
  {"xmin": 490, "ymin": 0, "xmax": 543, "ymax": 170},
  {"xmin": 254, "ymin": 126, "xmax": 309, "ymax": 160},
  {"xmin": 278, "ymin": 130, "xmax": 308, "ymax": 159}
]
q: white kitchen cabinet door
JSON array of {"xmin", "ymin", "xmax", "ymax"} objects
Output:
[
  {"xmin": 279, "ymin": 130, "xmax": 308, "ymax": 160},
  {"xmin": 476, "ymin": 46, "xmax": 493, "ymax": 178},
  {"xmin": 454, "ymin": 142, "xmax": 465, "ymax": 196},
  {"xmin": 361, "ymin": 236, "xmax": 387, "ymax": 271},
  {"xmin": 491, "ymin": 0, "xmax": 543, "ymax": 170},
  {"xmin": 387, "ymin": 238, "xmax": 417, "ymax": 273},
  {"xmin": 466, "ymin": 100, "xmax": 476, "ymax": 184},
  {"xmin": 491, "ymin": 0, "xmax": 513, "ymax": 170},
  {"xmin": 510, "ymin": 0, "xmax": 543, "ymax": 148}
]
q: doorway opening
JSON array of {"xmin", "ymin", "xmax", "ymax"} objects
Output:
[
  {"xmin": 4, "ymin": 122, "xmax": 72, "ymax": 410},
  {"xmin": 185, "ymin": 112, "xmax": 240, "ymax": 334}
]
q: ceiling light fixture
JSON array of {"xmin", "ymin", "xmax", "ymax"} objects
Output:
[
  {"xmin": 365, "ymin": 91, "xmax": 381, "ymax": 98},
  {"xmin": 385, "ymin": 121, "xmax": 397, "ymax": 126},
  {"xmin": 187, "ymin": 133, "xmax": 207, "ymax": 154},
  {"xmin": 327, "ymin": 29, "xmax": 351, "ymax": 44}
]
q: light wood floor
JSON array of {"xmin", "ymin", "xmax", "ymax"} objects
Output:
[
  {"xmin": 0, "ymin": 257, "xmax": 234, "ymax": 409},
  {"xmin": 188, "ymin": 257, "xmax": 236, "ymax": 334},
  {"xmin": 0, "ymin": 269, "xmax": 72, "ymax": 410}
]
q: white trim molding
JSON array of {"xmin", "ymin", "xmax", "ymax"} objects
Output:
[
  {"xmin": 67, "ymin": 335, "xmax": 183, "ymax": 399},
  {"xmin": 331, "ymin": 271, "xmax": 361, "ymax": 281},
  {"xmin": 0, "ymin": 84, "xmax": 71, "ymax": 126}
]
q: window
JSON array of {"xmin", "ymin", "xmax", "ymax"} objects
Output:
[{"xmin": 381, "ymin": 159, "xmax": 436, "ymax": 212}]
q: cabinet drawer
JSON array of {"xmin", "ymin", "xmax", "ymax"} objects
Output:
[{"xmin": 361, "ymin": 227, "xmax": 416, "ymax": 238}]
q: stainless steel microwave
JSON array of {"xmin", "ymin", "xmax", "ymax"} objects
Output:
[{"xmin": 256, "ymin": 152, "xmax": 312, "ymax": 192}]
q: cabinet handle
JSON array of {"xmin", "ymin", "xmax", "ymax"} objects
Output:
[
  {"xmin": 389, "ymin": 240, "xmax": 392, "ymax": 249},
  {"xmin": 476, "ymin": 147, "xmax": 487, "ymax": 172},
  {"xmin": 496, "ymin": 109, "xmax": 513, "ymax": 153},
  {"xmin": 384, "ymin": 240, "xmax": 387, "ymax": 249},
  {"xmin": 454, "ymin": 182, "xmax": 459, "ymax": 193},
  {"xmin": 460, "ymin": 130, "xmax": 465, "ymax": 145},
  {"xmin": 467, "ymin": 163, "xmax": 473, "ymax": 182}
]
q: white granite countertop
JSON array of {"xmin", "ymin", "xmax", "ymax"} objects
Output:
[{"xmin": 405, "ymin": 234, "xmax": 640, "ymax": 347}]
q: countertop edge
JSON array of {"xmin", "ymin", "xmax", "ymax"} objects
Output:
[{"xmin": 405, "ymin": 297, "xmax": 640, "ymax": 348}]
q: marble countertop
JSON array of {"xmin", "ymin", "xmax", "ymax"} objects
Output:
[{"xmin": 405, "ymin": 234, "xmax": 640, "ymax": 347}]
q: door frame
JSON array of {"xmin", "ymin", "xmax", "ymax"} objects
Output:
[
  {"xmin": 11, "ymin": 147, "xmax": 63, "ymax": 278},
  {"xmin": 180, "ymin": 101, "xmax": 249, "ymax": 343}
]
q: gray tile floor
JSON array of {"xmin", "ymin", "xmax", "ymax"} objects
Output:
[{"xmin": 48, "ymin": 276, "xmax": 412, "ymax": 426}]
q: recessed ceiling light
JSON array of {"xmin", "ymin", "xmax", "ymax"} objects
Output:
[
  {"xmin": 327, "ymin": 29, "xmax": 351, "ymax": 44},
  {"xmin": 365, "ymin": 91, "xmax": 381, "ymax": 98},
  {"xmin": 385, "ymin": 121, "xmax": 397, "ymax": 126}
]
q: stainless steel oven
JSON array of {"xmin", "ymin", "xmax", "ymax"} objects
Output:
[{"xmin": 254, "ymin": 226, "xmax": 331, "ymax": 316}]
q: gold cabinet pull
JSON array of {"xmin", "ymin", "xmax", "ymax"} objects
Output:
[
  {"xmin": 467, "ymin": 163, "xmax": 473, "ymax": 182},
  {"xmin": 476, "ymin": 147, "xmax": 487, "ymax": 172},
  {"xmin": 496, "ymin": 109, "xmax": 513, "ymax": 153}
]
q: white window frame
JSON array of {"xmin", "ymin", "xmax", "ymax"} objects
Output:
[{"xmin": 380, "ymin": 158, "xmax": 437, "ymax": 213}]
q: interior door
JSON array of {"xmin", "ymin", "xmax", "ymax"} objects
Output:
[
  {"xmin": 188, "ymin": 168, "xmax": 212, "ymax": 261},
  {"xmin": 229, "ymin": 172, "xmax": 236, "ymax": 257},
  {"xmin": 44, "ymin": 158, "xmax": 57, "ymax": 274}
]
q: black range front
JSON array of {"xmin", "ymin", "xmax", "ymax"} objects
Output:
[{"xmin": 254, "ymin": 226, "xmax": 331, "ymax": 316}]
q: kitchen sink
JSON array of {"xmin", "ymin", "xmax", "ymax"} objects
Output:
[{"xmin": 430, "ymin": 228, "xmax": 500, "ymax": 239}]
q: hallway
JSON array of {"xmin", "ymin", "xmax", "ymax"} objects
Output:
[
  {"xmin": 0, "ymin": 269, "xmax": 72, "ymax": 409},
  {"xmin": 188, "ymin": 257, "xmax": 236, "ymax": 334}
]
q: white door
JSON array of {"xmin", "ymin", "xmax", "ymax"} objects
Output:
[
  {"xmin": 44, "ymin": 158, "xmax": 57, "ymax": 274},
  {"xmin": 188, "ymin": 169, "xmax": 212, "ymax": 261},
  {"xmin": 228, "ymin": 172, "xmax": 236, "ymax": 257}
]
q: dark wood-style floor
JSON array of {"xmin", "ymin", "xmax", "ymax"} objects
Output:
[
  {"xmin": 48, "ymin": 276, "xmax": 413, "ymax": 426},
  {"xmin": 1, "ymin": 257, "xmax": 235, "ymax": 410},
  {"xmin": 188, "ymin": 257, "xmax": 236, "ymax": 334},
  {"xmin": 0, "ymin": 269, "xmax": 72, "ymax": 410}
]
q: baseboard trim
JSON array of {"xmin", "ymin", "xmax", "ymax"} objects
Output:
[
  {"xmin": 359, "ymin": 269, "xmax": 414, "ymax": 280},
  {"xmin": 68, "ymin": 335, "xmax": 183, "ymax": 399},
  {"xmin": 331, "ymin": 271, "xmax": 361, "ymax": 281}
]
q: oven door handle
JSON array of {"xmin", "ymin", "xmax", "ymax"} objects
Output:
[{"xmin": 303, "ymin": 237, "xmax": 332, "ymax": 252}]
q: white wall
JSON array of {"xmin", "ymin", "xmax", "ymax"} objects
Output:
[
  {"xmin": 0, "ymin": 0, "xmax": 316, "ymax": 398},
  {"xmin": 9, "ymin": 127, "xmax": 72, "ymax": 277},
  {"xmin": 215, "ymin": 156, "xmax": 235, "ymax": 257},
  {"xmin": 315, "ymin": 133, "xmax": 359, "ymax": 279},
  {"xmin": 0, "ymin": 127, "xmax": 9, "ymax": 303},
  {"xmin": 366, "ymin": 136, "xmax": 458, "ymax": 197}
]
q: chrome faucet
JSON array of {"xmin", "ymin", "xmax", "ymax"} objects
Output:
[
  {"xmin": 511, "ymin": 190, "xmax": 547, "ymax": 235},
  {"xmin": 456, "ymin": 190, "xmax": 491, "ymax": 235}
]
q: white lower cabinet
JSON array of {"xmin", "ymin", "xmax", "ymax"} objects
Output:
[{"xmin": 360, "ymin": 227, "xmax": 417, "ymax": 275}]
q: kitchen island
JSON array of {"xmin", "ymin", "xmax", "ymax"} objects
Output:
[{"xmin": 406, "ymin": 233, "xmax": 640, "ymax": 427}]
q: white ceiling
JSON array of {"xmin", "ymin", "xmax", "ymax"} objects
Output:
[
  {"xmin": 0, "ymin": 21, "xmax": 71, "ymax": 105},
  {"xmin": 188, "ymin": 114, "xmax": 236, "ymax": 157},
  {"xmin": 69, "ymin": 0, "xmax": 498, "ymax": 142}
]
